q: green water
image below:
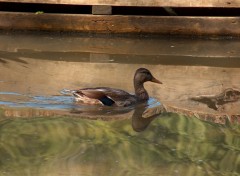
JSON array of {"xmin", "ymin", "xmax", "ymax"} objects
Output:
[{"xmin": 0, "ymin": 112, "xmax": 239, "ymax": 176}]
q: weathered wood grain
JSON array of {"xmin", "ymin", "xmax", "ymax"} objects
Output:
[
  {"xmin": 0, "ymin": 0, "xmax": 239, "ymax": 7},
  {"xmin": 1, "ymin": 12, "xmax": 240, "ymax": 36}
]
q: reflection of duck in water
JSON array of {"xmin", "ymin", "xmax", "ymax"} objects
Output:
[
  {"xmin": 131, "ymin": 104, "xmax": 166, "ymax": 132},
  {"xmin": 73, "ymin": 68, "xmax": 162, "ymax": 107}
]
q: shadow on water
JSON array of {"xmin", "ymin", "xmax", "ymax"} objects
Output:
[{"xmin": 1, "ymin": 49, "xmax": 240, "ymax": 68}]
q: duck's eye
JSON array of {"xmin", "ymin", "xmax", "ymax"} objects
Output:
[
  {"xmin": 141, "ymin": 71, "xmax": 150, "ymax": 74},
  {"xmin": 146, "ymin": 72, "xmax": 151, "ymax": 76}
]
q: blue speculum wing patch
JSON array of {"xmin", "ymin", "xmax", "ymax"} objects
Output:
[{"xmin": 99, "ymin": 96, "xmax": 115, "ymax": 106}]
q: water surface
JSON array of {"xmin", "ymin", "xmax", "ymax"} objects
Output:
[{"xmin": 0, "ymin": 31, "xmax": 240, "ymax": 176}]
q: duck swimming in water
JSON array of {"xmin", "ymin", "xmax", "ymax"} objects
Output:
[{"xmin": 73, "ymin": 68, "xmax": 162, "ymax": 107}]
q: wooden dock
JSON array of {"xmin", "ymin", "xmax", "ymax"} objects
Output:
[
  {"xmin": 0, "ymin": 0, "xmax": 240, "ymax": 7},
  {"xmin": 0, "ymin": 0, "xmax": 240, "ymax": 35}
]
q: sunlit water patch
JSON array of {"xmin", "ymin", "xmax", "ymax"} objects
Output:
[
  {"xmin": 0, "ymin": 91, "xmax": 75, "ymax": 110},
  {"xmin": 0, "ymin": 92, "xmax": 22, "ymax": 95}
]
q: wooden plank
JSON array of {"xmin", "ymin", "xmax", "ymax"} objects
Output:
[
  {"xmin": 1, "ymin": 12, "xmax": 240, "ymax": 36},
  {"xmin": 0, "ymin": 0, "xmax": 240, "ymax": 7}
]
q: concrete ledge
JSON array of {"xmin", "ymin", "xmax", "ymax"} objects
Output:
[{"xmin": 1, "ymin": 31, "xmax": 240, "ymax": 59}]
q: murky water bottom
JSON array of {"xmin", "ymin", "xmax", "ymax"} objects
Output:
[{"xmin": 0, "ymin": 31, "xmax": 240, "ymax": 176}]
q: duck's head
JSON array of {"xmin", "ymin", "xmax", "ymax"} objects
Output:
[{"xmin": 134, "ymin": 68, "xmax": 162, "ymax": 85}]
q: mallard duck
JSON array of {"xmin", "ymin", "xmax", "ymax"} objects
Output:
[{"xmin": 73, "ymin": 68, "xmax": 162, "ymax": 107}]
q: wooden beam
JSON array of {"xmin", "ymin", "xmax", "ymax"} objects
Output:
[
  {"xmin": 0, "ymin": 0, "xmax": 240, "ymax": 7},
  {"xmin": 1, "ymin": 12, "xmax": 240, "ymax": 36}
]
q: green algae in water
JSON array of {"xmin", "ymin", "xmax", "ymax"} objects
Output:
[{"xmin": 0, "ymin": 114, "xmax": 239, "ymax": 176}]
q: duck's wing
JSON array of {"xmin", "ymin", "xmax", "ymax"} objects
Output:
[
  {"xmin": 74, "ymin": 87, "xmax": 137, "ymax": 106},
  {"xmin": 73, "ymin": 88, "xmax": 114, "ymax": 106}
]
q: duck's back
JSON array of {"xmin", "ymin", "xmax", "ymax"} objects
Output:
[{"xmin": 74, "ymin": 87, "xmax": 137, "ymax": 107}]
